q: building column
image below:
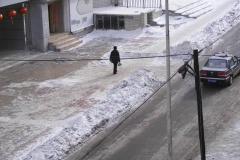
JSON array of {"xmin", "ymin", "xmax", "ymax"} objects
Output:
[
  {"xmin": 62, "ymin": 0, "xmax": 71, "ymax": 32},
  {"xmin": 54, "ymin": 0, "xmax": 71, "ymax": 33},
  {"xmin": 30, "ymin": 0, "xmax": 49, "ymax": 52}
]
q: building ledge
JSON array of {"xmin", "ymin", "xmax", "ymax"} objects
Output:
[{"xmin": 93, "ymin": 6, "xmax": 161, "ymax": 16}]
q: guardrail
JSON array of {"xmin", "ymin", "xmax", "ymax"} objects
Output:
[{"xmin": 122, "ymin": 0, "xmax": 162, "ymax": 8}]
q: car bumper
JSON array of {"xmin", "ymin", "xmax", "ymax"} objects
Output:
[{"xmin": 200, "ymin": 76, "xmax": 230, "ymax": 84}]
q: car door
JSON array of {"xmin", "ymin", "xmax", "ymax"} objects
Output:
[
  {"xmin": 233, "ymin": 56, "xmax": 240, "ymax": 75},
  {"xmin": 230, "ymin": 57, "xmax": 238, "ymax": 77}
]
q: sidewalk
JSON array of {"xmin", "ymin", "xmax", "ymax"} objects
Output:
[
  {"xmin": 0, "ymin": 50, "xmax": 42, "ymax": 72},
  {"xmin": 0, "ymin": 0, "xmax": 239, "ymax": 159}
]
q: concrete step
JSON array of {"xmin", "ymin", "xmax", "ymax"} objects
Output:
[
  {"xmin": 175, "ymin": 1, "xmax": 208, "ymax": 14},
  {"xmin": 189, "ymin": 8, "xmax": 213, "ymax": 18},
  {"xmin": 180, "ymin": 3, "xmax": 211, "ymax": 16},
  {"xmin": 48, "ymin": 33, "xmax": 82, "ymax": 52},
  {"xmin": 56, "ymin": 39, "xmax": 82, "ymax": 50},
  {"xmin": 183, "ymin": 6, "xmax": 211, "ymax": 16},
  {"xmin": 175, "ymin": 0, "xmax": 212, "ymax": 18},
  {"xmin": 49, "ymin": 32, "xmax": 69, "ymax": 43},
  {"xmin": 58, "ymin": 40, "xmax": 83, "ymax": 52},
  {"xmin": 54, "ymin": 36, "xmax": 79, "ymax": 46}
]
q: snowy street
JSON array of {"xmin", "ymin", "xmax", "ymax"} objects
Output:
[
  {"xmin": 0, "ymin": 0, "xmax": 240, "ymax": 159},
  {"xmin": 77, "ymin": 21, "xmax": 240, "ymax": 160}
]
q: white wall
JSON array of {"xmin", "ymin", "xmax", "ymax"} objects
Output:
[
  {"xmin": 0, "ymin": 0, "xmax": 28, "ymax": 7},
  {"xmin": 70, "ymin": 0, "xmax": 93, "ymax": 32}
]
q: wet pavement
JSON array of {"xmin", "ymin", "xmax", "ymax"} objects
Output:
[
  {"xmin": 0, "ymin": 1, "xmax": 238, "ymax": 159},
  {"xmin": 0, "ymin": 35, "xmax": 171, "ymax": 159}
]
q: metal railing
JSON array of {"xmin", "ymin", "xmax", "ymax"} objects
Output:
[{"xmin": 122, "ymin": 0, "xmax": 162, "ymax": 8}]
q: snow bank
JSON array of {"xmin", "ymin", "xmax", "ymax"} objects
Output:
[
  {"xmin": 189, "ymin": 1, "xmax": 240, "ymax": 51},
  {"xmin": 23, "ymin": 69, "xmax": 160, "ymax": 160},
  {"xmin": 165, "ymin": 1, "xmax": 240, "ymax": 61},
  {"xmin": 82, "ymin": 29, "xmax": 141, "ymax": 44}
]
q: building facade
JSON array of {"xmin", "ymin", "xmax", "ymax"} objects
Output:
[
  {"xmin": 0, "ymin": 0, "xmax": 162, "ymax": 52},
  {"xmin": 93, "ymin": 0, "xmax": 162, "ymax": 31},
  {"xmin": 0, "ymin": 0, "xmax": 94, "ymax": 52}
]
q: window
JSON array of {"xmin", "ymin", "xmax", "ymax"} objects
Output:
[
  {"xmin": 96, "ymin": 15, "xmax": 103, "ymax": 29},
  {"xmin": 233, "ymin": 56, "xmax": 238, "ymax": 64},
  {"xmin": 103, "ymin": 16, "xmax": 111, "ymax": 30},
  {"xmin": 96, "ymin": 15, "xmax": 125, "ymax": 30},
  {"xmin": 205, "ymin": 59, "xmax": 226, "ymax": 68},
  {"xmin": 230, "ymin": 59, "xmax": 235, "ymax": 68},
  {"xmin": 111, "ymin": 16, "xmax": 118, "ymax": 29}
]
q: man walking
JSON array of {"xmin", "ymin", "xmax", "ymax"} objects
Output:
[{"xmin": 110, "ymin": 46, "xmax": 121, "ymax": 74}]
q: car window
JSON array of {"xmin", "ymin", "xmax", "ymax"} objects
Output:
[
  {"xmin": 230, "ymin": 59, "xmax": 235, "ymax": 67},
  {"xmin": 205, "ymin": 59, "xmax": 227, "ymax": 68},
  {"xmin": 233, "ymin": 56, "xmax": 238, "ymax": 63}
]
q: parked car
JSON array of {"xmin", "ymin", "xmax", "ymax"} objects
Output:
[{"xmin": 199, "ymin": 52, "xmax": 240, "ymax": 85}]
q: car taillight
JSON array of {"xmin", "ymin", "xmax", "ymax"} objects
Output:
[
  {"xmin": 218, "ymin": 71, "xmax": 226, "ymax": 76},
  {"xmin": 200, "ymin": 70, "xmax": 206, "ymax": 76}
]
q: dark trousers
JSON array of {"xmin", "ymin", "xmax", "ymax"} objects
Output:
[{"xmin": 113, "ymin": 61, "xmax": 118, "ymax": 74}]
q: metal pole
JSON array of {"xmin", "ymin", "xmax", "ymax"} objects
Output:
[
  {"xmin": 68, "ymin": 0, "xmax": 72, "ymax": 34},
  {"xmin": 193, "ymin": 49, "xmax": 206, "ymax": 160},
  {"xmin": 22, "ymin": 3, "xmax": 27, "ymax": 49},
  {"xmin": 165, "ymin": 0, "xmax": 172, "ymax": 160}
]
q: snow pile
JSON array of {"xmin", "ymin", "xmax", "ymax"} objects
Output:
[
  {"xmin": 154, "ymin": 15, "xmax": 195, "ymax": 26},
  {"xmin": 81, "ymin": 29, "xmax": 141, "ymax": 44},
  {"xmin": 23, "ymin": 69, "xmax": 161, "ymax": 160},
  {"xmin": 190, "ymin": 1, "xmax": 240, "ymax": 50},
  {"xmin": 108, "ymin": 68, "xmax": 160, "ymax": 106},
  {"xmin": 140, "ymin": 26, "xmax": 166, "ymax": 38},
  {"xmin": 157, "ymin": 0, "xmax": 240, "ymax": 62}
]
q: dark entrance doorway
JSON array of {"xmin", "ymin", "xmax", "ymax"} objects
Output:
[
  {"xmin": 48, "ymin": 3, "xmax": 56, "ymax": 33},
  {"xmin": 119, "ymin": 16, "xmax": 124, "ymax": 29},
  {"xmin": 96, "ymin": 15, "xmax": 125, "ymax": 30},
  {"xmin": 111, "ymin": 16, "xmax": 118, "ymax": 29},
  {"xmin": 97, "ymin": 16, "xmax": 103, "ymax": 29},
  {"xmin": 104, "ymin": 16, "xmax": 111, "ymax": 29}
]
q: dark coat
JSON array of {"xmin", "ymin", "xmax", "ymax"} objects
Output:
[{"xmin": 110, "ymin": 49, "xmax": 120, "ymax": 63}]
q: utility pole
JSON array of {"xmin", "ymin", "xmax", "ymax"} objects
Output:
[
  {"xmin": 193, "ymin": 49, "xmax": 206, "ymax": 160},
  {"xmin": 165, "ymin": 0, "xmax": 172, "ymax": 160},
  {"xmin": 22, "ymin": 3, "xmax": 27, "ymax": 49}
]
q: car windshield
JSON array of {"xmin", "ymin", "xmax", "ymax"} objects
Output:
[{"xmin": 205, "ymin": 59, "xmax": 227, "ymax": 68}]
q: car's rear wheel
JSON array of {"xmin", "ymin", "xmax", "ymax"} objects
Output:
[{"xmin": 228, "ymin": 76, "xmax": 233, "ymax": 86}]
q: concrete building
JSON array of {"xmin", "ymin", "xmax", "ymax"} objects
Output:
[
  {"xmin": 0, "ymin": 0, "xmax": 94, "ymax": 52},
  {"xmin": 0, "ymin": 0, "xmax": 162, "ymax": 52},
  {"xmin": 93, "ymin": 0, "xmax": 162, "ymax": 31}
]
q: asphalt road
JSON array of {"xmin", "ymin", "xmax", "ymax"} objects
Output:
[{"xmin": 77, "ymin": 24, "xmax": 240, "ymax": 160}]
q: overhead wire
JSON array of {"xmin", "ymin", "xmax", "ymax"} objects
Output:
[{"xmin": 0, "ymin": 54, "xmax": 191, "ymax": 62}]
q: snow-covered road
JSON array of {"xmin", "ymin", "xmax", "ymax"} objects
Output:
[{"xmin": 0, "ymin": 0, "xmax": 240, "ymax": 159}]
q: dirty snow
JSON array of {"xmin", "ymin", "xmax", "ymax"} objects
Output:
[{"xmin": 2, "ymin": 0, "xmax": 240, "ymax": 159}]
